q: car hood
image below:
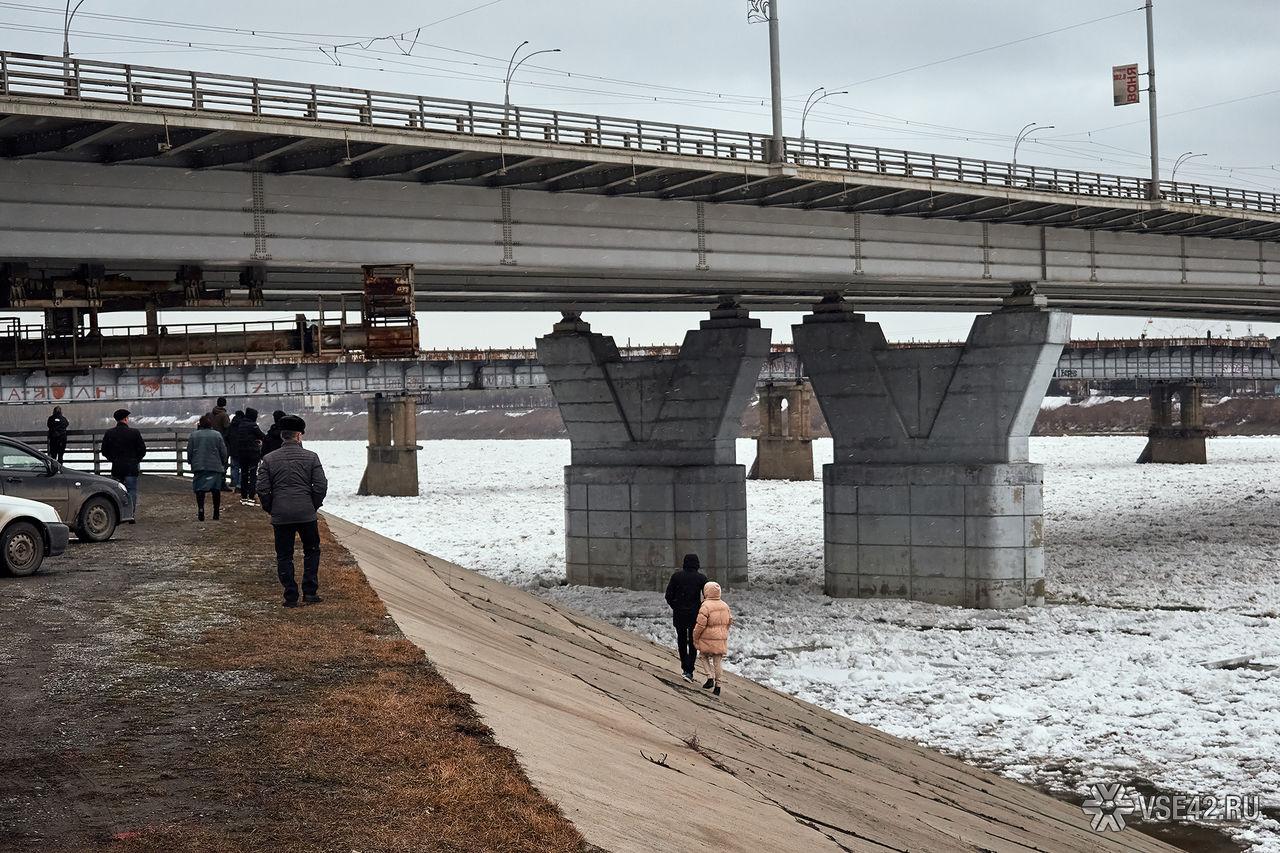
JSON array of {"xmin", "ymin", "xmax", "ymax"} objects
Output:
[{"xmin": 0, "ymin": 493, "xmax": 63, "ymax": 523}]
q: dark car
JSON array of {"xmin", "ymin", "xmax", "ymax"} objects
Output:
[{"xmin": 0, "ymin": 435, "xmax": 134, "ymax": 542}]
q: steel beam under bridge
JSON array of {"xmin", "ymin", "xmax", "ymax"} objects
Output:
[{"xmin": 1, "ymin": 339, "xmax": 1276, "ymax": 404}]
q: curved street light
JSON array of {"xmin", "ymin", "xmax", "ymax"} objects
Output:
[
  {"xmin": 800, "ymin": 86, "xmax": 848, "ymax": 142},
  {"xmin": 63, "ymin": 0, "xmax": 88, "ymax": 60},
  {"xmin": 504, "ymin": 42, "xmax": 560, "ymax": 108},
  {"xmin": 1012, "ymin": 122, "xmax": 1054, "ymax": 170},
  {"xmin": 1171, "ymin": 151, "xmax": 1206, "ymax": 183}
]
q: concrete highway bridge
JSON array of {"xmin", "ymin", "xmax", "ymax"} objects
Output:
[{"xmin": 3, "ymin": 51, "xmax": 1279, "ymax": 609}]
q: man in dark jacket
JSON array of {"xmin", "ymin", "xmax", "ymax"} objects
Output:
[
  {"xmin": 262, "ymin": 409, "xmax": 286, "ymax": 456},
  {"xmin": 234, "ymin": 407, "xmax": 266, "ymax": 506},
  {"xmin": 257, "ymin": 415, "xmax": 327, "ymax": 608},
  {"xmin": 46, "ymin": 405, "xmax": 69, "ymax": 461},
  {"xmin": 207, "ymin": 397, "xmax": 231, "ymax": 438},
  {"xmin": 100, "ymin": 408, "xmax": 147, "ymax": 512},
  {"xmin": 225, "ymin": 410, "xmax": 244, "ymax": 491},
  {"xmin": 664, "ymin": 553, "xmax": 708, "ymax": 681}
]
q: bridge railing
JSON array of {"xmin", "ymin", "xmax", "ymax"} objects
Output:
[
  {"xmin": 5, "ymin": 427, "xmax": 194, "ymax": 476},
  {"xmin": 4, "ymin": 51, "xmax": 1279, "ymax": 216}
]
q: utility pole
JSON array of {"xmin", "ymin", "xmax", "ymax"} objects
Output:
[
  {"xmin": 748, "ymin": 1, "xmax": 785, "ymax": 163},
  {"xmin": 1145, "ymin": 0, "xmax": 1160, "ymax": 199}
]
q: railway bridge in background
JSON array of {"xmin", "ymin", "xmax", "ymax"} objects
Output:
[{"xmin": 4, "ymin": 51, "xmax": 1280, "ymax": 609}]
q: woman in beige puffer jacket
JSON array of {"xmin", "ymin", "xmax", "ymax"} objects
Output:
[{"xmin": 692, "ymin": 581, "xmax": 733, "ymax": 696}]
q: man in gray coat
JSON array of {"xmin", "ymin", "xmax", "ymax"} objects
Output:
[{"xmin": 256, "ymin": 415, "xmax": 328, "ymax": 608}]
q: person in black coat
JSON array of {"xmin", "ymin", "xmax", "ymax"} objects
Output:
[
  {"xmin": 262, "ymin": 409, "xmax": 286, "ymax": 456},
  {"xmin": 234, "ymin": 407, "xmax": 267, "ymax": 505},
  {"xmin": 664, "ymin": 553, "xmax": 709, "ymax": 681},
  {"xmin": 46, "ymin": 405, "xmax": 69, "ymax": 462},
  {"xmin": 100, "ymin": 408, "xmax": 147, "ymax": 511},
  {"xmin": 225, "ymin": 410, "xmax": 244, "ymax": 491}
]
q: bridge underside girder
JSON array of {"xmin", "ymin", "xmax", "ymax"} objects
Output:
[{"xmin": 3, "ymin": 92, "xmax": 1280, "ymax": 321}]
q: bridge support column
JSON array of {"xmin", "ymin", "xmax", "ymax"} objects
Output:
[
  {"xmin": 537, "ymin": 308, "xmax": 770, "ymax": 590},
  {"xmin": 748, "ymin": 381, "xmax": 814, "ymax": 480},
  {"xmin": 793, "ymin": 292, "xmax": 1070, "ymax": 609},
  {"xmin": 357, "ymin": 392, "xmax": 421, "ymax": 496},
  {"xmin": 1137, "ymin": 381, "xmax": 1214, "ymax": 464}
]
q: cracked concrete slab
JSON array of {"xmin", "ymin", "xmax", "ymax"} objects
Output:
[{"xmin": 326, "ymin": 515, "xmax": 1175, "ymax": 853}]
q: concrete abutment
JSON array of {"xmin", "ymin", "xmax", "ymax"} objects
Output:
[
  {"xmin": 357, "ymin": 392, "xmax": 421, "ymax": 496},
  {"xmin": 794, "ymin": 293, "xmax": 1069, "ymax": 609},
  {"xmin": 537, "ymin": 308, "xmax": 769, "ymax": 589}
]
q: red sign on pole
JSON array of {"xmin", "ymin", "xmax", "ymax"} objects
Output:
[{"xmin": 1113, "ymin": 63, "xmax": 1140, "ymax": 106}]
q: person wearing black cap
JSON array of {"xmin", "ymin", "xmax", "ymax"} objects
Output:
[
  {"xmin": 664, "ymin": 553, "xmax": 708, "ymax": 681},
  {"xmin": 256, "ymin": 415, "xmax": 328, "ymax": 608},
  {"xmin": 100, "ymin": 408, "xmax": 147, "ymax": 512}
]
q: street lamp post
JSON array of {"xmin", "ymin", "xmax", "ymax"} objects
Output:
[
  {"xmin": 1012, "ymin": 122, "xmax": 1054, "ymax": 171},
  {"xmin": 504, "ymin": 42, "xmax": 560, "ymax": 109},
  {"xmin": 1171, "ymin": 151, "xmax": 1205, "ymax": 183},
  {"xmin": 800, "ymin": 86, "xmax": 848, "ymax": 143},
  {"xmin": 62, "ymin": 0, "xmax": 88, "ymax": 86},
  {"xmin": 63, "ymin": 0, "xmax": 88, "ymax": 60}
]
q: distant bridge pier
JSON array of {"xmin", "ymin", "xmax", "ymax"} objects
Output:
[
  {"xmin": 357, "ymin": 392, "xmax": 421, "ymax": 497},
  {"xmin": 748, "ymin": 381, "xmax": 814, "ymax": 481},
  {"xmin": 1137, "ymin": 381, "xmax": 1214, "ymax": 464},
  {"xmin": 794, "ymin": 290, "xmax": 1070, "ymax": 609},
  {"xmin": 537, "ymin": 307, "xmax": 770, "ymax": 590}
]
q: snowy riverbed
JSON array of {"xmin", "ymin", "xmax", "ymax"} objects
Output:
[{"xmin": 320, "ymin": 435, "xmax": 1280, "ymax": 851}]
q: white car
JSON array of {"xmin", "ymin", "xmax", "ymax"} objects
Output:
[{"xmin": 0, "ymin": 493, "xmax": 70, "ymax": 576}]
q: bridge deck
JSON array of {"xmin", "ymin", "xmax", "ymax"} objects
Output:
[{"xmin": 1, "ymin": 52, "xmax": 1278, "ymax": 318}]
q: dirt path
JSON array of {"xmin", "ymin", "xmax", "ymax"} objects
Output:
[{"xmin": 0, "ymin": 475, "xmax": 591, "ymax": 852}]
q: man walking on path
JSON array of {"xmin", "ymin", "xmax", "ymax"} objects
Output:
[
  {"xmin": 257, "ymin": 415, "xmax": 327, "ymax": 608},
  {"xmin": 664, "ymin": 553, "xmax": 708, "ymax": 681},
  {"xmin": 100, "ymin": 409, "xmax": 147, "ymax": 512}
]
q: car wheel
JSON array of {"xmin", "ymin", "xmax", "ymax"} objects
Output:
[
  {"xmin": 2, "ymin": 520, "xmax": 44, "ymax": 576},
  {"xmin": 77, "ymin": 495, "xmax": 117, "ymax": 542}
]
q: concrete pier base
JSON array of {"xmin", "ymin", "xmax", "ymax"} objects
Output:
[
  {"xmin": 794, "ymin": 291, "xmax": 1068, "ymax": 608},
  {"xmin": 357, "ymin": 392, "xmax": 421, "ymax": 496},
  {"xmin": 1137, "ymin": 381, "xmax": 1214, "ymax": 464},
  {"xmin": 748, "ymin": 381, "xmax": 814, "ymax": 481},
  {"xmin": 564, "ymin": 465, "xmax": 747, "ymax": 590},
  {"xmin": 537, "ymin": 308, "xmax": 769, "ymax": 589},
  {"xmin": 823, "ymin": 463, "xmax": 1045, "ymax": 608}
]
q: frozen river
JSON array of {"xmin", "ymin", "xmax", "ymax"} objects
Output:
[{"xmin": 320, "ymin": 435, "xmax": 1280, "ymax": 851}]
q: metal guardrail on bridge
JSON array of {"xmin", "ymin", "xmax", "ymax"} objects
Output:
[
  {"xmin": 5, "ymin": 428, "xmax": 195, "ymax": 476},
  {"xmin": 1, "ymin": 51, "xmax": 1277, "ymax": 216}
]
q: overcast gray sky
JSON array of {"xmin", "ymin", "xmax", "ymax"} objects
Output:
[{"xmin": 5, "ymin": 1, "xmax": 1279, "ymax": 344}]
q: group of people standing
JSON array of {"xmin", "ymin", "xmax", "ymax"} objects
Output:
[
  {"xmin": 190, "ymin": 397, "xmax": 329, "ymax": 609},
  {"xmin": 665, "ymin": 553, "xmax": 734, "ymax": 696}
]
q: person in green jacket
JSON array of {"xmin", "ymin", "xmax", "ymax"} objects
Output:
[{"xmin": 186, "ymin": 414, "xmax": 229, "ymax": 521}]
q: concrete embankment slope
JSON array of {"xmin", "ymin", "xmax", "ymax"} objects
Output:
[{"xmin": 326, "ymin": 516, "xmax": 1174, "ymax": 853}]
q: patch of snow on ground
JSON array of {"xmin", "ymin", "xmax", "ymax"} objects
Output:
[{"xmin": 321, "ymin": 436, "xmax": 1280, "ymax": 851}]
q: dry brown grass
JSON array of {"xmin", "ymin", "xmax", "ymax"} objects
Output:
[{"xmin": 85, "ymin": 482, "xmax": 591, "ymax": 853}]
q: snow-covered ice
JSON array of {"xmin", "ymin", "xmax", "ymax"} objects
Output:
[{"xmin": 321, "ymin": 435, "xmax": 1280, "ymax": 850}]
